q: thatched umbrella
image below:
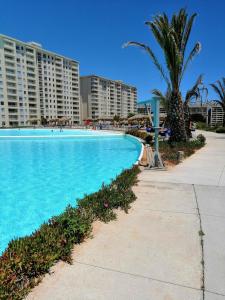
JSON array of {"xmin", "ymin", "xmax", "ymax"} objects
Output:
[
  {"xmin": 58, "ymin": 117, "xmax": 71, "ymax": 125},
  {"xmin": 26, "ymin": 118, "xmax": 41, "ymax": 125},
  {"xmin": 97, "ymin": 116, "xmax": 113, "ymax": 121},
  {"xmin": 128, "ymin": 114, "xmax": 150, "ymax": 121},
  {"xmin": 47, "ymin": 118, "xmax": 57, "ymax": 125}
]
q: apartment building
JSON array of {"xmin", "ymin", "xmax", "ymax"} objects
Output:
[
  {"xmin": 137, "ymin": 102, "xmax": 167, "ymax": 119},
  {"xmin": 0, "ymin": 34, "xmax": 80, "ymax": 127},
  {"xmin": 189, "ymin": 101, "xmax": 224, "ymax": 126},
  {"xmin": 80, "ymin": 75, "xmax": 137, "ymax": 120},
  {"xmin": 137, "ymin": 100, "xmax": 224, "ymax": 127}
]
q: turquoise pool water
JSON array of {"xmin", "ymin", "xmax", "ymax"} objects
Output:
[
  {"xmin": 0, "ymin": 128, "xmax": 119, "ymax": 137},
  {"xmin": 0, "ymin": 129, "xmax": 141, "ymax": 253}
]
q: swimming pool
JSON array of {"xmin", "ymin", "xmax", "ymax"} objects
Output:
[
  {"xmin": 0, "ymin": 128, "xmax": 122, "ymax": 137},
  {"xmin": 0, "ymin": 129, "xmax": 141, "ymax": 253}
]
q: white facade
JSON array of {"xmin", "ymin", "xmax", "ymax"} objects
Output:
[
  {"xmin": 0, "ymin": 34, "xmax": 80, "ymax": 127},
  {"xmin": 189, "ymin": 101, "xmax": 224, "ymax": 126},
  {"xmin": 137, "ymin": 102, "xmax": 166, "ymax": 117},
  {"xmin": 80, "ymin": 75, "xmax": 137, "ymax": 120}
]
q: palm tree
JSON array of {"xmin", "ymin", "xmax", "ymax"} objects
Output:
[
  {"xmin": 184, "ymin": 75, "xmax": 205, "ymax": 137},
  {"xmin": 210, "ymin": 78, "xmax": 225, "ymax": 126},
  {"xmin": 153, "ymin": 75, "xmax": 207, "ymax": 137},
  {"xmin": 113, "ymin": 115, "xmax": 120, "ymax": 122},
  {"xmin": 124, "ymin": 8, "xmax": 201, "ymax": 142}
]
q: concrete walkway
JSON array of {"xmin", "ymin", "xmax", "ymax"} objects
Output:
[{"xmin": 27, "ymin": 131, "xmax": 225, "ymax": 300}]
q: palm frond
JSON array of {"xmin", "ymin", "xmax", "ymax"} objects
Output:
[
  {"xmin": 184, "ymin": 74, "xmax": 209, "ymax": 106},
  {"xmin": 181, "ymin": 13, "xmax": 197, "ymax": 55},
  {"xmin": 214, "ymin": 99, "xmax": 225, "ymax": 110},
  {"xmin": 217, "ymin": 80, "xmax": 225, "ymax": 99},
  {"xmin": 123, "ymin": 41, "xmax": 171, "ymax": 88},
  {"xmin": 210, "ymin": 82, "xmax": 224, "ymax": 101},
  {"xmin": 223, "ymin": 77, "xmax": 225, "ymax": 87},
  {"xmin": 180, "ymin": 42, "xmax": 201, "ymax": 84}
]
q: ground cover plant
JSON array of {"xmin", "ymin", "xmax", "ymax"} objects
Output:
[
  {"xmin": 159, "ymin": 134, "xmax": 206, "ymax": 164},
  {"xmin": 0, "ymin": 166, "xmax": 140, "ymax": 300},
  {"xmin": 196, "ymin": 122, "xmax": 225, "ymax": 133},
  {"xmin": 127, "ymin": 129, "xmax": 206, "ymax": 165}
]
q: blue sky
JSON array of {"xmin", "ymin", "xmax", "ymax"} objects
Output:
[{"xmin": 0, "ymin": 0, "xmax": 224, "ymax": 101}]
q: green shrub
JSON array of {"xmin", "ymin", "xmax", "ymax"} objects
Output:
[
  {"xmin": 126, "ymin": 129, "xmax": 153, "ymax": 144},
  {"xmin": 215, "ymin": 127, "xmax": 225, "ymax": 133},
  {"xmin": 197, "ymin": 134, "xmax": 206, "ymax": 144},
  {"xmin": 191, "ymin": 113, "xmax": 206, "ymax": 123},
  {"xmin": 196, "ymin": 122, "xmax": 208, "ymax": 130},
  {"xmin": 0, "ymin": 166, "xmax": 140, "ymax": 300},
  {"xmin": 159, "ymin": 136, "xmax": 205, "ymax": 163},
  {"xmin": 196, "ymin": 122, "xmax": 221, "ymax": 132},
  {"xmin": 126, "ymin": 129, "xmax": 148, "ymax": 140}
]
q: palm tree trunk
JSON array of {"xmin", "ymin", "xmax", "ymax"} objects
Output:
[
  {"xmin": 167, "ymin": 92, "xmax": 187, "ymax": 142},
  {"xmin": 184, "ymin": 103, "xmax": 192, "ymax": 138},
  {"xmin": 223, "ymin": 112, "xmax": 225, "ymax": 127}
]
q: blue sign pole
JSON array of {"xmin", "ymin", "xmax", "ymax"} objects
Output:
[{"xmin": 139, "ymin": 98, "xmax": 164, "ymax": 169}]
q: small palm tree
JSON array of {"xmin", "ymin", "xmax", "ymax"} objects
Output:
[
  {"xmin": 113, "ymin": 115, "xmax": 120, "ymax": 122},
  {"xmin": 124, "ymin": 8, "xmax": 201, "ymax": 142},
  {"xmin": 184, "ymin": 75, "xmax": 205, "ymax": 137},
  {"xmin": 210, "ymin": 78, "xmax": 225, "ymax": 126},
  {"xmin": 153, "ymin": 75, "xmax": 207, "ymax": 137}
]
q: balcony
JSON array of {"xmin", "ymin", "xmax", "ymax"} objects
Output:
[
  {"xmin": 9, "ymin": 115, "xmax": 18, "ymax": 120},
  {"xmin": 4, "ymin": 40, "xmax": 14, "ymax": 47},
  {"xmin": 7, "ymin": 89, "xmax": 17, "ymax": 95},
  {"xmin": 4, "ymin": 54, "xmax": 15, "ymax": 61},
  {"xmin": 7, "ymin": 95, "xmax": 17, "ymax": 101},
  {"xmin": 29, "ymin": 114, "xmax": 38, "ymax": 118},
  {"xmin": 27, "ymin": 80, "xmax": 36, "ymax": 85},
  {"xmin": 27, "ymin": 73, "xmax": 35, "ymax": 78},
  {"xmin": 28, "ymin": 91, "xmax": 36, "ymax": 96},
  {"xmin": 4, "ymin": 47, "xmax": 14, "ymax": 54},
  {"xmin": 27, "ymin": 67, "xmax": 35, "ymax": 73},
  {"xmin": 29, "ymin": 109, "xmax": 37, "ymax": 114},
  {"xmin": 5, "ymin": 62, "xmax": 15, "ymax": 68},
  {"xmin": 26, "ymin": 48, "xmax": 34, "ymax": 54},
  {"xmin": 28, "ymin": 98, "xmax": 37, "ymax": 103},
  {"xmin": 8, "ymin": 111, "xmax": 18, "ymax": 116},
  {"xmin": 29, "ymin": 102, "xmax": 37, "ymax": 107},
  {"xmin": 26, "ymin": 54, "xmax": 35, "ymax": 60},
  {"xmin": 6, "ymin": 68, "xmax": 15, "ymax": 75},
  {"xmin": 7, "ymin": 82, "xmax": 16, "ymax": 88},
  {"xmin": 8, "ymin": 102, "xmax": 18, "ymax": 107}
]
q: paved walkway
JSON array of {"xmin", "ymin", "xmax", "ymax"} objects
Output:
[{"xmin": 27, "ymin": 131, "xmax": 225, "ymax": 300}]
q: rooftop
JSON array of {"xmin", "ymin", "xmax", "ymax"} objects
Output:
[
  {"xmin": 0, "ymin": 34, "xmax": 79, "ymax": 64},
  {"xmin": 80, "ymin": 74, "xmax": 137, "ymax": 89}
]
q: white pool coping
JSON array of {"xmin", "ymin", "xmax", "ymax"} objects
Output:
[
  {"xmin": 0, "ymin": 129, "xmax": 124, "ymax": 138},
  {"xmin": 0, "ymin": 134, "xmax": 123, "ymax": 138},
  {"xmin": 0, "ymin": 129, "xmax": 143, "ymax": 165},
  {"xmin": 126, "ymin": 134, "xmax": 144, "ymax": 165}
]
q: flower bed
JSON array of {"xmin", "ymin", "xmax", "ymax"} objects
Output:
[
  {"xmin": 0, "ymin": 166, "xmax": 140, "ymax": 300},
  {"xmin": 159, "ymin": 135, "xmax": 205, "ymax": 164},
  {"xmin": 127, "ymin": 130, "xmax": 206, "ymax": 165}
]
